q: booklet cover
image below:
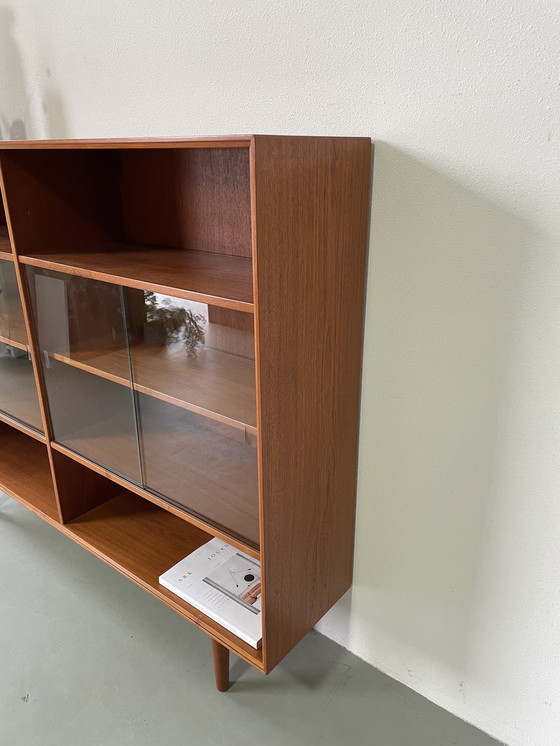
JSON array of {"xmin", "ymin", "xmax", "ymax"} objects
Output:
[{"xmin": 159, "ymin": 538, "xmax": 262, "ymax": 648}]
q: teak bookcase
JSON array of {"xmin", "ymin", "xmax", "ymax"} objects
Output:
[{"xmin": 0, "ymin": 135, "xmax": 371, "ymax": 690}]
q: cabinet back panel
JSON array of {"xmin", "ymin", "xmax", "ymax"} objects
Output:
[
  {"xmin": 119, "ymin": 149, "xmax": 251, "ymax": 258},
  {"xmin": 52, "ymin": 448, "xmax": 123, "ymax": 522},
  {"xmin": 0, "ymin": 150, "xmax": 124, "ymax": 254}
]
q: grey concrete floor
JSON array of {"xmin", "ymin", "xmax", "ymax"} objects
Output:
[{"xmin": 0, "ymin": 497, "xmax": 502, "ymax": 746}]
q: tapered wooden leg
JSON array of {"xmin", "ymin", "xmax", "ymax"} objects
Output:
[{"xmin": 211, "ymin": 639, "xmax": 230, "ymax": 692}]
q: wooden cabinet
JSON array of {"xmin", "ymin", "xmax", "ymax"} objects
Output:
[{"xmin": 0, "ymin": 135, "xmax": 371, "ymax": 688}]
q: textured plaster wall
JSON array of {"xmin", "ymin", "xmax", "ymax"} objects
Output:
[{"xmin": 1, "ymin": 2, "xmax": 559, "ymax": 744}]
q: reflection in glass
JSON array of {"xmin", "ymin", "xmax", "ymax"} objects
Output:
[{"xmin": 126, "ymin": 291, "xmax": 257, "ymax": 429}]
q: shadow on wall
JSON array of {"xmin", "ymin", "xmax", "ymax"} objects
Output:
[
  {"xmin": 319, "ymin": 142, "xmax": 536, "ymax": 673},
  {"xmin": 0, "ymin": 6, "xmax": 28, "ymax": 139},
  {"xmin": 0, "ymin": 4, "xmax": 67, "ymax": 139}
]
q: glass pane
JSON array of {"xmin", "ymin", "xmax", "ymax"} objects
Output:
[
  {"xmin": 0, "ymin": 259, "xmax": 27, "ymax": 346},
  {"xmin": 126, "ymin": 291, "xmax": 258, "ymax": 545},
  {"xmin": 0, "ymin": 259, "xmax": 43, "ymax": 431},
  {"xmin": 137, "ymin": 394, "xmax": 259, "ymax": 546},
  {"xmin": 26, "ymin": 267, "xmax": 141, "ymax": 483}
]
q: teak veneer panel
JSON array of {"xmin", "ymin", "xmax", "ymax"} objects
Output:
[
  {"xmin": 252, "ymin": 135, "xmax": 371, "ymax": 671},
  {"xmin": 0, "ymin": 149, "xmax": 123, "ymax": 257},
  {"xmin": 20, "ymin": 247, "xmax": 254, "ymax": 312},
  {"xmin": 120, "ymin": 148, "xmax": 251, "ymax": 258},
  {"xmin": 51, "ymin": 448, "xmax": 124, "ymax": 523}
]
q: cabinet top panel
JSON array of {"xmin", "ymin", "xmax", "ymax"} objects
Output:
[
  {"xmin": 0, "ymin": 137, "xmax": 252, "ymax": 149},
  {"xmin": 0, "ymin": 135, "xmax": 371, "ymax": 150}
]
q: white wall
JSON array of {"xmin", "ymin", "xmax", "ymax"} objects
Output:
[{"xmin": 2, "ymin": 2, "xmax": 559, "ymax": 743}]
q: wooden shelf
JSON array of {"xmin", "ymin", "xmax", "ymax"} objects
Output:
[
  {"xmin": 0, "ymin": 422, "xmax": 58, "ymax": 520},
  {"xmin": 0, "ymin": 226, "xmax": 13, "ymax": 259},
  {"xmin": 0, "ymin": 334, "xmax": 27, "ymax": 352},
  {"xmin": 20, "ymin": 245, "xmax": 254, "ymax": 312},
  {"xmin": 0, "ymin": 411, "xmax": 45, "ymax": 443},
  {"xmin": 63, "ymin": 490, "xmax": 263, "ymax": 668},
  {"xmin": 50, "ymin": 341, "xmax": 256, "ymax": 433}
]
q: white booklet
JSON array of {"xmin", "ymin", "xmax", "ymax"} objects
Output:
[{"xmin": 159, "ymin": 538, "xmax": 262, "ymax": 648}]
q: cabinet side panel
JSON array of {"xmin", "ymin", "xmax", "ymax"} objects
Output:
[{"xmin": 253, "ymin": 136, "xmax": 371, "ymax": 671}]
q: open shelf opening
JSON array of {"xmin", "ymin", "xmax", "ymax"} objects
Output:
[
  {"xmin": 62, "ymin": 488, "xmax": 263, "ymax": 667},
  {"xmin": 4, "ymin": 148, "xmax": 253, "ymax": 309},
  {"xmin": 0, "ymin": 421, "xmax": 58, "ymax": 520}
]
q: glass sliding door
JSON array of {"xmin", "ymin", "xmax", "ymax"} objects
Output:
[
  {"xmin": 126, "ymin": 292, "xmax": 259, "ymax": 545},
  {"xmin": 26, "ymin": 273, "xmax": 259, "ymax": 544},
  {"xmin": 26, "ymin": 267, "xmax": 142, "ymax": 483},
  {"xmin": 0, "ymin": 258, "xmax": 43, "ymax": 432}
]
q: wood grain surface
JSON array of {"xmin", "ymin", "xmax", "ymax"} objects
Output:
[
  {"xmin": 211, "ymin": 639, "xmax": 231, "ymax": 691},
  {"xmin": 0, "ymin": 149, "xmax": 124, "ymax": 257},
  {"xmin": 120, "ymin": 148, "xmax": 251, "ymax": 257},
  {"xmin": 51, "ymin": 448, "xmax": 124, "ymax": 522},
  {"xmin": 252, "ymin": 135, "xmax": 372, "ymax": 671},
  {"xmin": 20, "ymin": 247, "xmax": 254, "ymax": 312}
]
